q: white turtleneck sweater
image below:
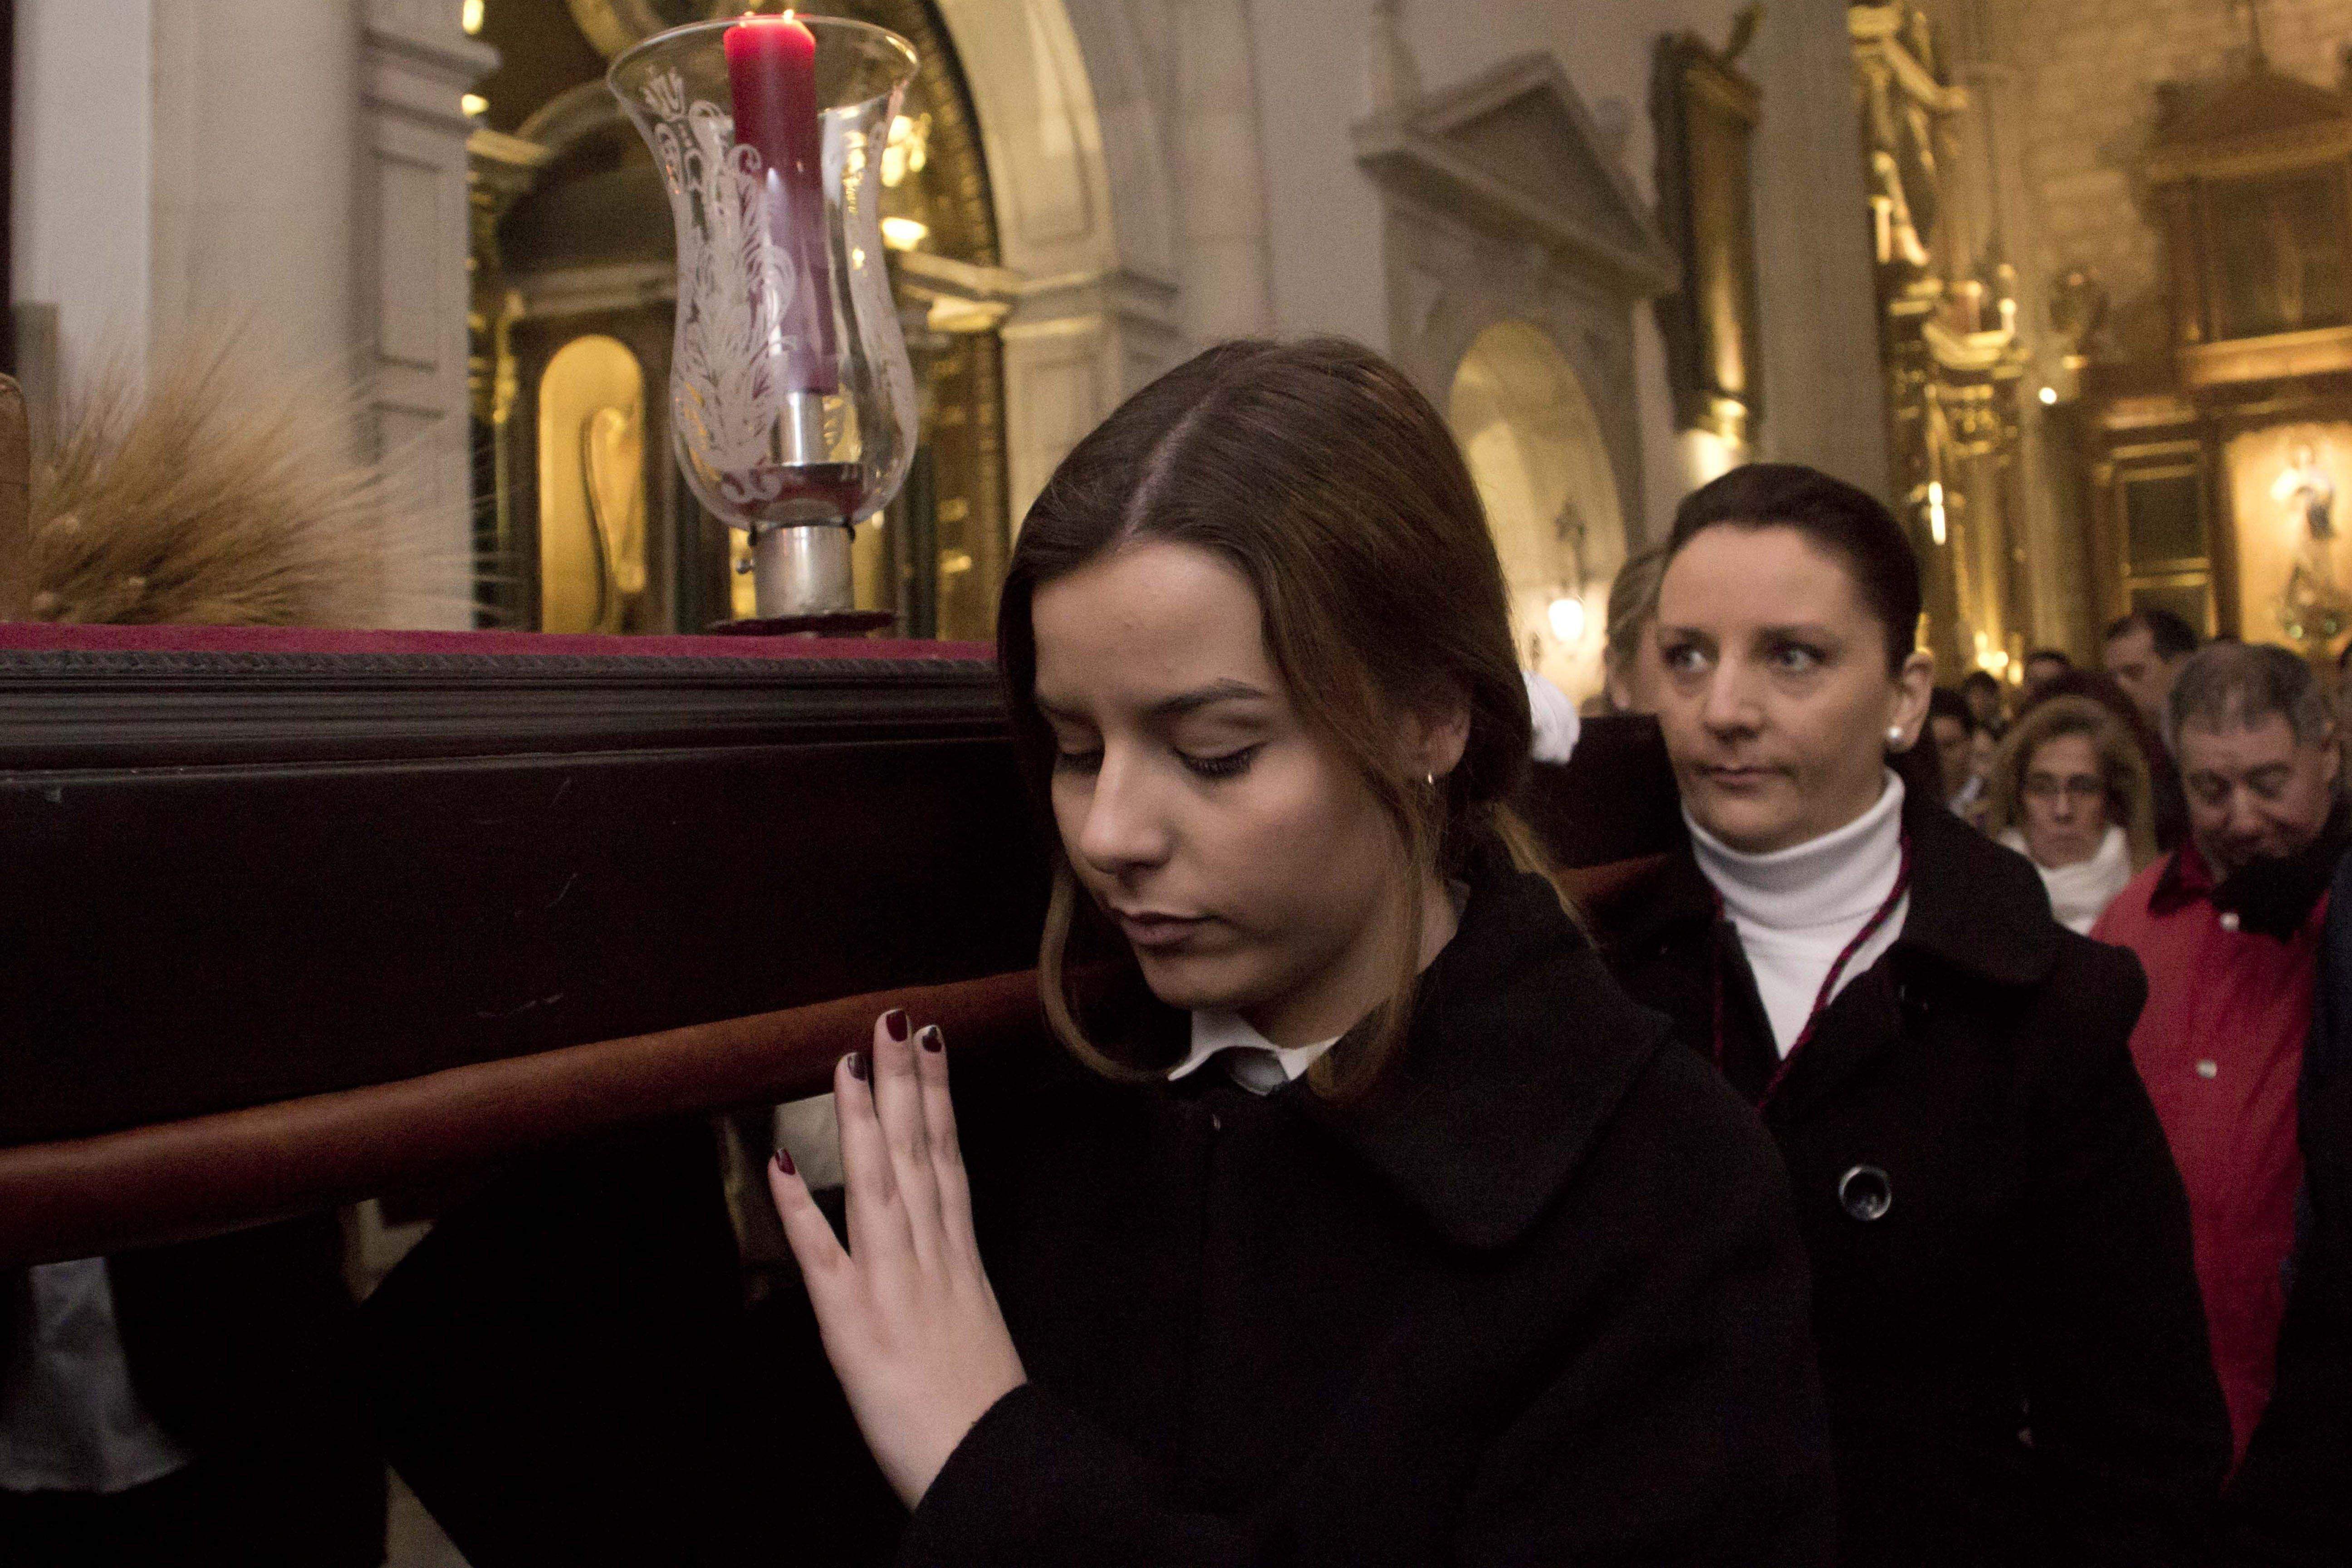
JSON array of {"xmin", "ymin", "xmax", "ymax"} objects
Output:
[{"xmin": 1687, "ymin": 771, "xmax": 1911, "ymax": 1057}]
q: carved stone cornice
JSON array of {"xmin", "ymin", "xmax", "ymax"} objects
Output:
[{"xmin": 1353, "ymin": 53, "xmax": 1677, "ymax": 300}]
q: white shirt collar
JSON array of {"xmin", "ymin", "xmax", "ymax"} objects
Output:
[
  {"xmin": 1686, "ymin": 769, "xmax": 1907, "ymax": 932},
  {"xmin": 1168, "ymin": 1009, "xmax": 1341, "ymax": 1096}
]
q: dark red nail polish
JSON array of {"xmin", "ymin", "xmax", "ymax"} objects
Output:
[
  {"xmin": 847, "ymin": 1050, "xmax": 870, "ymax": 1082},
  {"xmin": 920, "ymin": 1025, "xmax": 944, "ymax": 1054},
  {"xmin": 883, "ymin": 1009, "xmax": 910, "ymax": 1043},
  {"xmin": 773, "ymin": 1147, "xmax": 796, "ymax": 1176}
]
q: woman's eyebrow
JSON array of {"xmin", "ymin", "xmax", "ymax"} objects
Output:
[{"xmin": 1149, "ymin": 679, "xmax": 1271, "ymax": 718}]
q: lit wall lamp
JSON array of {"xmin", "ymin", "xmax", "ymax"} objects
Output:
[{"xmin": 1547, "ymin": 593, "xmax": 1586, "ymax": 645}]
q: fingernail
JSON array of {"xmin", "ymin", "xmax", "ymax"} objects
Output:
[
  {"xmin": 883, "ymin": 1009, "xmax": 910, "ymax": 1043},
  {"xmin": 919, "ymin": 1025, "xmax": 944, "ymax": 1054},
  {"xmin": 772, "ymin": 1147, "xmax": 796, "ymax": 1176},
  {"xmin": 846, "ymin": 1050, "xmax": 870, "ymax": 1082}
]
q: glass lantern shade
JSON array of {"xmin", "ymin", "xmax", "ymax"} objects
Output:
[{"xmin": 610, "ymin": 16, "xmax": 919, "ymax": 541}]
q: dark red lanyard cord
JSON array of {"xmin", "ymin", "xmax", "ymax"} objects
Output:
[{"xmin": 1711, "ymin": 833, "xmax": 1913, "ymax": 1106}]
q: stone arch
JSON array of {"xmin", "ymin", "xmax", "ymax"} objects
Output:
[
  {"xmin": 1447, "ymin": 320, "xmax": 1628, "ymax": 701},
  {"xmin": 930, "ymin": 0, "xmax": 1191, "ymax": 523}
]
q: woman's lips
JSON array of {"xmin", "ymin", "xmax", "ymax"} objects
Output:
[
  {"xmin": 1699, "ymin": 764, "xmax": 1782, "ymax": 790},
  {"xmin": 1114, "ymin": 911, "xmax": 1210, "ymax": 950}
]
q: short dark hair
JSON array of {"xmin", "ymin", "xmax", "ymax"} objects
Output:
[
  {"xmin": 2025, "ymin": 649, "xmax": 2074, "ymax": 672},
  {"xmin": 1927, "ymin": 685, "xmax": 1976, "ymax": 736},
  {"xmin": 2166, "ymin": 641, "xmax": 2335, "ymax": 749},
  {"xmin": 1665, "ymin": 463, "xmax": 1921, "ymax": 672},
  {"xmin": 1959, "ymin": 669, "xmax": 2003, "ymax": 699},
  {"xmin": 2104, "ymin": 608, "xmax": 2200, "ymax": 661}
]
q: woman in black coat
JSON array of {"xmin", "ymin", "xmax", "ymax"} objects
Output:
[
  {"xmin": 1588, "ymin": 464, "xmax": 2230, "ymax": 1567},
  {"xmin": 750, "ymin": 342, "xmax": 1836, "ymax": 1563}
]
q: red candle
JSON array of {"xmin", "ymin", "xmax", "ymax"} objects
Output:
[{"xmin": 725, "ymin": 12, "xmax": 839, "ymax": 394}]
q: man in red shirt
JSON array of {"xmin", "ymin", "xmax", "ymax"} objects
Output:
[{"xmin": 2094, "ymin": 642, "xmax": 2347, "ymax": 1458}]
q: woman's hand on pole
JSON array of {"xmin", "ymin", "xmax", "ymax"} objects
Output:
[{"xmin": 767, "ymin": 1009, "xmax": 1027, "ymax": 1510}]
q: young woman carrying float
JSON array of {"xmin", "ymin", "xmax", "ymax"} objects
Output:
[
  {"xmin": 755, "ymin": 341, "xmax": 1835, "ymax": 1563},
  {"xmin": 367, "ymin": 342, "xmax": 1835, "ymax": 1566}
]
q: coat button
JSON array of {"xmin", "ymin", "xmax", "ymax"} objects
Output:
[{"xmin": 1838, "ymin": 1165, "xmax": 1893, "ymax": 1222}]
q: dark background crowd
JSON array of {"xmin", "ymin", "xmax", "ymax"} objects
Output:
[{"xmin": 1585, "ymin": 518, "xmax": 2351, "ymax": 1567}]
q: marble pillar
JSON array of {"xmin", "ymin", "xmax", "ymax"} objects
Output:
[
  {"xmin": 150, "ymin": 0, "xmax": 363, "ymax": 381},
  {"xmin": 1170, "ymin": 0, "xmax": 1274, "ymax": 344},
  {"xmin": 362, "ymin": 0, "xmax": 499, "ymax": 628}
]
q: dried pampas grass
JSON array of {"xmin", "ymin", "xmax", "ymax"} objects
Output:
[{"xmin": 29, "ymin": 335, "xmax": 431, "ymax": 627}]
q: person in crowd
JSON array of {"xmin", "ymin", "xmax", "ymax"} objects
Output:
[
  {"xmin": 1960, "ymin": 668, "xmax": 2008, "ymax": 738},
  {"xmin": 1592, "ymin": 462, "xmax": 2230, "ymax": 1567},
  {"xmin": 2221, "ymin": 851, "xmax": 2352, "ymax": 1564},
  {"xmin": 2023, "ymin": 647, "xmax": 2076, "ymax": 698},
  {"xmin": 1925, "ymin": 686, "xmax": 1986, "ymax": 821},
  {"xmin": 1600, "ymin": 544, "xmax": 1666, "ymax": 715},
  {"xmin": 0, "ymin": 1220, "xmax": 384, "ymax": 1565},
  {"xmin": 2019, "ymin": 667, "xmax": 2190, "ymax": 850},
  {"xmin": 2094, "ymin": 642, "xmax": 2350, "ymax": 1461},
  {"xmin": 2105, "ymin": 608, "xmax": 2201, "ymax": 732},
  {"xmin": 1982, "ymin": 695, "xmax": 2156, "ymax": 933},
  {"xmin": 2105, "ymin": 609, "xmax": 2201, "ymax": 848},
  {"xmin": 371, "ymin": 341, "xmax": 1838, "ymax": 1567}
]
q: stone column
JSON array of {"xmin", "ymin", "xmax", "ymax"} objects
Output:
[
  {"xmin": 149, "ymin": 0, "xmax": 363, "ymax": 379},
  {"xmin": 1748, "ymin": 0, "xmax": 1890, "ymax": 499},
  {"xmin": 1170, "ymin": 0, "xmax": 1273, "ymax": 345},
  {"xmin": 361, "ymin": 0, "xmax": 498, "ymax": 627},
  {"xmin": 1957, "ymin": 0, "xmax": 2093, "ymax": 654}
]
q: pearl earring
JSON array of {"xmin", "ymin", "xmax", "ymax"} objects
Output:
[
  {"xmin": 1886, "ymin": 726, "xmax": 1905, "ymax": 745},
  {"xmin": 1425, "ymin": 770, "xmax": 1438, "ymax": 788}
]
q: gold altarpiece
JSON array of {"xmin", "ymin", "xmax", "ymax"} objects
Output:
[
  {"xmin": 1852, "ymin": 3, "xmax": 2033, "ymax": 682},
  {"xmin": 2066, "ymin": 49, "xmax": 2352, "ymax": 654},
  {"xmin": 466, "ymin": 0, "xmax": 1012, "ymax": 638}
]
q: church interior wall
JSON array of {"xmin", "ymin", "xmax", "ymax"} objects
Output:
[
  {"xmin": 10, "ymin": 0, "xmax": 153, "ymax": 391},
  {"xmin": 13, "ymin": 0, "xmax": 1885, "ymax": 638},
  {"xmin": 2016, "ymin": 0, "xmax": 2352, "ymax": 361},
  {"xmin": 1251, "ymin": 0, "xmax": 1886, "ymax": 546}
]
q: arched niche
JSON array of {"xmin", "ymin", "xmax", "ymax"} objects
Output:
[
  {"xmin": 538, "ymin": 334, "xmax": 651, "ymax": 634},
  {"xmin": 1448, "ymin": 322, "xmax": 1627, "ymax": 700},
  {"xmin": 1358, "ymin": 53, "xmax": 1675, "ymax": 554}
]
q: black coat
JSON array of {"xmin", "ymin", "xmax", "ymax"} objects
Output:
[
  {"xmin": 1591, "ymin": 763, "xmax": 2232, "ymax": 1567},
  {"xmin": 369, "ymin": 838, "xmax": 1838, "ymax": 1567},
  {"xmin": 2222, "ymin": 855, "xmax": 2352, "ymax": 1566},
  {"xmin": 886, "ymin": 836, "xmax": 1835, "ymax": 1566}
]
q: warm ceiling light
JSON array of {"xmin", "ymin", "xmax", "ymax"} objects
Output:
[
  {"xmin": 462, "ymin": 0, "xmax": 485, "ymax": 35},
  {"xmin": 461, "ymin": 93, "xmax": 489, "ymax": 118},
  {"xmin": 2038, "ymin": 385, "xmax": 2058, "ymax": 405},
  {"xmin": 881, "ymin": 216, "xmax": 929, "ymax": 250},
  {"xmin": 1926, "ymin": 480, "xmax": 1948, "ymax": 547}
]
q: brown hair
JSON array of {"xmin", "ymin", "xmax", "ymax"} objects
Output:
[
  {"xmin": 997, "ymin": 338, "xmax": 1535, "ymax": 1098},
  {"xmin": 1984, "ymin": 695, "xmax": 2158, "ymax": 870},
  {"xmin": 1601, "ymin": 545, "xmax": 1665, "ymax": 711}
]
